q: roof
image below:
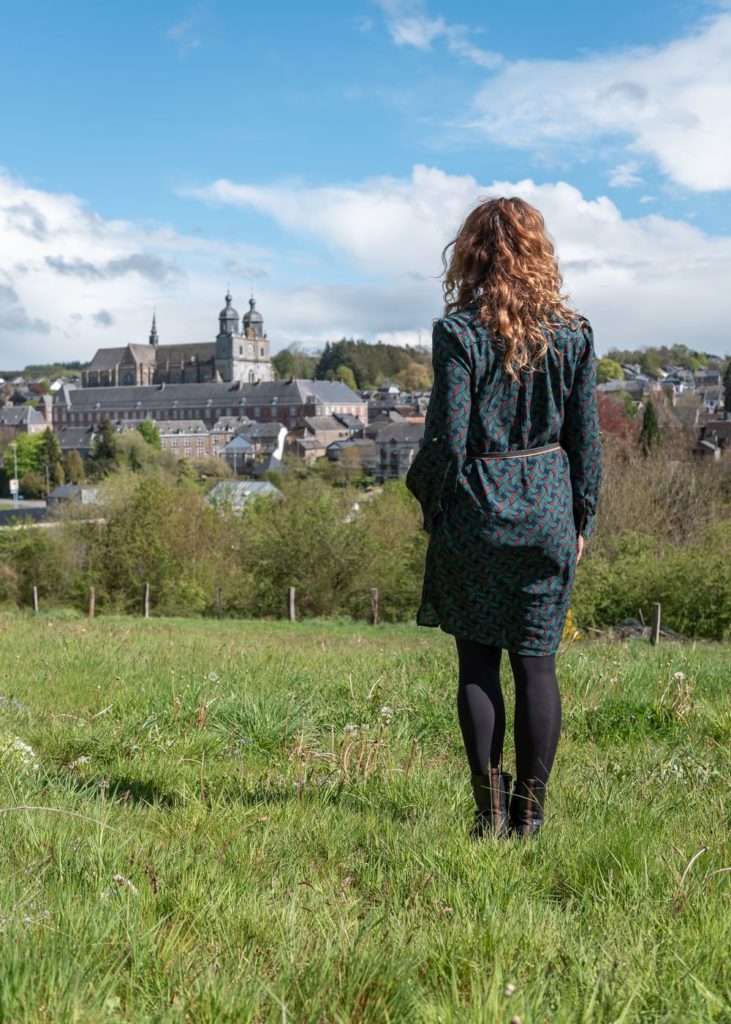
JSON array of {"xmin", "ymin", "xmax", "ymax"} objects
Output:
[
  {"xmin": 252, "ymin": 454, "xmax": 286, "ymax": 477},
  {"xmin": 0, "ymin": 406, "xmax": 46, "ymax": 426},
  {"xmin": 223, "ymin": 435, "xmax": 254, "ymax": 452},
  {"xmin": 327, "ymin": 438, "xmax": 375, "ymax": 450},
  {"xmin": 219, "ymin": 291, "xmax": 239, "ymax": 320},
  {"xmin": 210, "ymin": 415, "xmax": 255, "ymax": 433},
  {"xmin": 124, "ymin": 344, "xmax": 157, "ymax": 364},
  {"xmin": 291, "ymin": 436, "xmax": 324, "ymax": 447},
  {"xmin": 84, "ymin": 347, "xmax": 128, "ymax": 372},
  {"xmin": 334, "ymin": 413, "xmax": 366, "ymax": 430},
  {"xmin": 153, "ymin": 419, "xmax": 209, "ymax": 434},
  {"xmin": 206, "ymin": 479, "xmax": 281, "ymax": 508},
  {"xmin": 58, "ymin": 378, "xmax": 357, "ymax": 411},
  {"xmin": 239, "ymin": 420, "xmax": 287, "ymax": 439},
  {"xmin": 243, "ymin": 296, "xmax": 263, "ymax": 323},
  {"xmin": 375, "ymin": 422, "xmax": 425, "ymax": 444},
  {"xmin": 304, "ymin": 415, "xmax": 349, "ymax": 432},
  {"xmin": 55, "ymin": 426, "xmax": 97, "ymax": 449},
  {"xmin": 48, "ymin": 483, "xmax": 99, "ymax": 500}
]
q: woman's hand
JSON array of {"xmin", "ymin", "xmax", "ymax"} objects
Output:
[{"xmin": 577, "ymin": 534, "xmax": 585, "ymax": 563}]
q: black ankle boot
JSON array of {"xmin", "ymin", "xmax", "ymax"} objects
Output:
[
  {"xmin": 508, "ymin": 777, "xmax": 546, "ymax": 837},
  {"xmin": 469, "ymin": 768, "xmax": 512, "ymax": 838}
]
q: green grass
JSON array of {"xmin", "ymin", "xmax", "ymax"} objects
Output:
[{"xmin": 0, "ymin": 610, "xmax": 729, "ymax": 1023}]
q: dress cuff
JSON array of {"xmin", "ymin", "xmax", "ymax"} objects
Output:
[{"xmin": 574, "ymin": 501, "xmax": 597, "ymax": 538}]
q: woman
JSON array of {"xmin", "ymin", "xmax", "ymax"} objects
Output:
[{"xmin": 406, "ymin": 197, "xmax": 602, "ymax": 839}]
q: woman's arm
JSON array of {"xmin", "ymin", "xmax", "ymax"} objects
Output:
[
  {"xmin": 559, "ymin": 318, "xmax": 603, "ymax": 539},
  {"xmin": 406, "ymin": 318, "xmax": 472, "ymax": 535}
]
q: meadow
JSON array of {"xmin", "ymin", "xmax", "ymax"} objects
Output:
[{"xmin": 0, "ymin": 611, "xmax": 728, "ymax": 1023}]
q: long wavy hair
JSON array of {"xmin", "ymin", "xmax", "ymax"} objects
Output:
[{"xmin": 442, "ymin": 196, "xmax": 576, "ymax": 380}]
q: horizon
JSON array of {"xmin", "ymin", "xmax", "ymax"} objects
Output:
[{"xmin": 2, "ymin": 0, "xmax": 731, "ymax": 365}]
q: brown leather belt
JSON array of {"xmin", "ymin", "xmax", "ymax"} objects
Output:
[{"xmin": 466, "ymin": 442, "xmax": 562, "ymax": 460}]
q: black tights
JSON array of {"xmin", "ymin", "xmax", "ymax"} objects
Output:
[{"xmin": 455, "ymin": 636, "xmax": 562, "ymax": 785}]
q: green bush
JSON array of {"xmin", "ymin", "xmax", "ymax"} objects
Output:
[{"xmin": 573, "ymin": 520, "xmax": 731, "ymax": 640}]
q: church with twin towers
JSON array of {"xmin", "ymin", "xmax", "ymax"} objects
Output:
[{"xmin": 81, "ymin": 291, "xmax": 275, "ymax": 388}]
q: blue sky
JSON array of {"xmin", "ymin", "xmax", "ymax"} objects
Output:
[{"xmin": 1, "ymin": 0, "xmax": 730, "ymax": 364}]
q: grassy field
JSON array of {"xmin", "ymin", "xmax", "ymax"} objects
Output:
[{"xmin": 0, "ymin": 610, "xmax": 728, "ymax": 1023}]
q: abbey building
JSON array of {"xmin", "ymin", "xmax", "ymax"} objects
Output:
[{"xmin": 81, "ymin": 292, "xmax": 274, "ymax": 388}]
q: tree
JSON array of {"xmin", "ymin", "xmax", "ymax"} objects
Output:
[
  {"xmin": 18, "ymin": 470, "xmax": 46, "ymax": 499},
  {"xmin": 598, "ymin": 394, "xmax": 633, "ymax": 439},
  {"xmin": 639, "ymin": 399, "xmax": 662, "ymax": 455},
  {"xmin": 723, "ymin": 359, "xmax": 731, "ymax": 414},
  {"xmin": 87, "ymin": 417, "xmax": 118, "ymax": 479},
  {"xmin": 272, "ymin": 344, "xmax": 318, "ymax": 381},
  {"xmin": 37, "ymin": 428, "xmax": 64, "ymax": 494},
  {"xmin": 394, "ymin": 361, "xmax": 432, "ymax": 391},
  {"xmin": 63, "ymin": 449, "xmax": 85, "ymax": 484},
  {"xmin": 640, "ymin": 350, "xmax": 662, "ymax": 378},
  {"xmin": 596, "ymin": 358, "xmax": 625, "ymax": 384},
  {"xmin": 334, "ymin": 364, "xmax": 357, "ymax": 390},
  {"xmin": 136, "ymin": 420, "xmax": 162, "ymax": 450}
]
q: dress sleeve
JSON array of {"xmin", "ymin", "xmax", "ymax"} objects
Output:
[
  {"xmin": 559, "ymin": 318, "xmax": 603, "ymax": 538},
  {"xmin": 405, "ymin": 318, "xmax": 472, "ymax": 534}
]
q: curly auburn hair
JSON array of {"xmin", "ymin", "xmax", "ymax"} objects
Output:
[{"xmin": 441, "ymin": 196, "xmax": 577, "ymax": 380}]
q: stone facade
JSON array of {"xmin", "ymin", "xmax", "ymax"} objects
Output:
[
  {"xmin": 81, "ymin": 293, "xmax": 274, "ymax": 387},
  {"xmin": 52, "ymin": 378, "xmax": 368, "ymax": 434}
]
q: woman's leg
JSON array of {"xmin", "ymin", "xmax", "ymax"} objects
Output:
[
  {"xmin": 507, "ymin": 651, "xmax": 562, "ymax": 786},
  {"xmin": 454, "ymin": 636, "xmax": 506, "ymax": 774}
]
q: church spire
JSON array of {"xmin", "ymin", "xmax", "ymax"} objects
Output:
[{"xmin": 149, "ymin": 311, "xmax": 159, "ymax": 347}]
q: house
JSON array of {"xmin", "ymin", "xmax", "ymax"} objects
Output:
[
  {"xmin": 287, "ymin": 436, "xmax": 326, "ymax": 464},
  {"xmin": 206, "ymin": 479, "xmax": 282, "ymax": 513},
  {"xmin": 326, "ymin": 437, "xmax": 376, "ymax": 474},
  {"xmin": 155, "ymin": 420, "xmax": 212, "ymax": 460},
  {"xmin": 374, "ymin": 421, "xmax": 425, "ymax": 482},
  {"xmin": 221, "ymin": 434, "xmax": 255, "ymax": 473},
  {"xmin": 694, "ymin": 369, "xmax": 721, "ymax": 388},
  {"xmin": 55, "ymin": 425, "xmax": 98, "ymax": 457},
  {"xmin": 0, "ymin": 402, "xmax": 51, "ymax": 444},
  {"xmin": 694, "ymin": 417, "xmax": 731, "ymax": 458},
  {"xmin": 47, "ymin": 484, "xmax": 100, "ymax": 507},
  {"xmin": 53, "ymin": 377, "xmax": 366, "ymax": 433}
]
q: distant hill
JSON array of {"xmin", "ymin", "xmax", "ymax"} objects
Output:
[
  {"xmin": 0, "ymin": 362, "xmax": 84, "ymax": 379},
  {"xmin": 315, "ymin": 338, "xmax": 432, "ymax": 390}
]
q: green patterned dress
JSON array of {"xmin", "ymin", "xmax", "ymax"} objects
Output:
[{"xmin": 405, "ymin": 305, "xmax": 602, "ymax": 655}]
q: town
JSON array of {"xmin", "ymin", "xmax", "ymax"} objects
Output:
[{"xmin": 0, "ymin": 290, "xmax": 729, "ymax": 521}]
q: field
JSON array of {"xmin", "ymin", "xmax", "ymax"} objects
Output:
[{"xmin": 0, "ymin": 611, "xmax": 729, "ymax": 1023}]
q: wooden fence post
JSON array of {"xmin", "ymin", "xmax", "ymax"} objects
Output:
[
  {"xmin": 288, "ymin": 586, "xmax": 296, "ymax": 622},
  {"xmin": 144, "ymin": 582, "xmax": 150, "ymax": 619},
  {"xmin": 370, "ymin": 587, "xmax": 379, "ymax": 626},
  {"xmin": 215, "ymin": 586, "xmax": 223, "ymax": 620},
  {"xmin": 88, "ymin": 585, "xmax": 95, "ymax": 620},
  {"xmin": 650, "ymin": 602, "xmax": 661, "ymax": 645},
  {"xmin": 32, "ymin": 586, "xmax": 39, "ymax": 613}
]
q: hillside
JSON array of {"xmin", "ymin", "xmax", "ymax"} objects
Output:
[{"xmin": 1, "ymin": 613, "xmax": 728, "ymax": 1021}]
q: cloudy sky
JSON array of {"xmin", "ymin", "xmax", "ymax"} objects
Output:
[{"xmin": 1, "ymin": 0, "xmax": 730, "ymax": 367}]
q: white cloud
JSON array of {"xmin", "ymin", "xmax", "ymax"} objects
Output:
[
  {"xmin": 3, "ymin": 165, "xmax": 731, "ymax": 368},
  {"xmin": 165, "ymin": 6, "xmax": 208, "ymax": 58},
  {"xmin": 470, "ymin": 13, "xmax": 731, "ymax": 192},
  {"xmin": 186, "ymin": 165, "xmax": 731, "ymax": 354},
  {"xmin": 608, "ymin": 161, "xmax": 644, "ymax": 188},
  {"xmin": 374, "ymin": 5, "xmax": 731, "ymax": 192},
  {"xmin": 375, "ymin": 0, "xmax": 502, "ymax": 67},
  {"xmin": 0, "ymin": 171, "xmax": 272, "ymax": 368}
]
